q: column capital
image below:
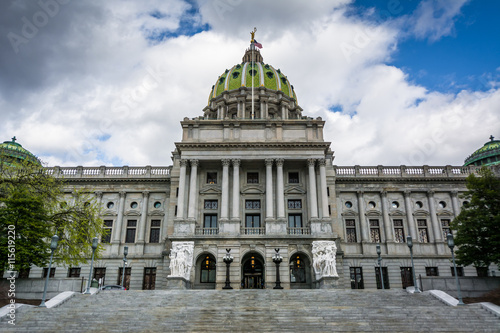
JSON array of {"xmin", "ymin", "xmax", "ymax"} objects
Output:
[
  {"xmin": 275, "ymin": 158, "xmax": 284, "ymax": 167},
  {"xmin": 119, "ymin": 191, "xmax": 126, "ymax": 198},
  {"xmin": 265, "ymin": 158, "xmax": 274, "ymax": 166},
  {"xmin": 356, "ymin": 190, "xmax": 364, "ymax": 196},
  {"xmin": 427, "ymin": 190, "xmax": 435, "ymax": 196},
  {"xmin": 142, "ymin": 191, "xmax": 150, "ymax": 198},
  {"xmin": 179, "ymin": 159, "xmax": 189, "ymax": 167},
  {"xmin": 450, "ymin": 190, "xmax": 458, "ymax": 197},
  {"xmin": 403, "ymin": 190, "xmax": 411, "ymax": 197},
  {"xmin": 307, "ymin": 158, "xmax": 316, "ymax": 167},
  {"xmin": 318, "ymin": 158, "xmax": 326, "ymax": 166},
  {"xmin": 380, "ymin": 190, "xmax": 387, "ymax": 197},
  {"xmin": 94, "ymin": 191, "xmax": 103, "ymax": 199},
  {"xmin": 221, "ymin": 159, "xmax": 231, "ymax": 167},
  {"xmin": 190, "ymin": 159, "xmax": 199, "ymax": 167},
  {"xmin": 232, "ymin": 158, "xmax": 241, "ymax": 167}
]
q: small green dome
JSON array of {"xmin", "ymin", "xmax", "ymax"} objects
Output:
[
  {"xmin": 208, "ymin": 48, "xmax": 298, "ymax": 105},
  {"xmin": 0, "ymin": 137, "xmax": 41, "ymax": 166},
  {"xmin": 464, "ymin": 135, "xmax": 500, "ymax": 167}
]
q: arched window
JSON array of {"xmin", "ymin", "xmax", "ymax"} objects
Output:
[
  {"xmin": 290, "ymin": 254, "xmax": 306, "ymax": 283},
  {"xmin": 200, "ymin": 255, "xmax": 216, "ymax": 283}
]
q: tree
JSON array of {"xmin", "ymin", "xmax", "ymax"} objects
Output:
[
  {"xmin": 0, "ymin": 156, "xmax": 105, "ymax": 272},
  {"xmin": 451, "ymin": 167, "xmax": 500, "ymax": 268}
]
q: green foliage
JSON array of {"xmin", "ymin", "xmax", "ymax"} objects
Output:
[
  {"xmin": 451, "ymin": 167, "xmax": 500, "ymax": 268},
  {"xmin": 0, "ymin": 156, "xmax": 104, "ymax": 272}
]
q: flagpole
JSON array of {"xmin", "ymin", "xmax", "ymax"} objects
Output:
[{"xmin": 251, "ymin": 42, "xmax": 254, "ymax": 120}]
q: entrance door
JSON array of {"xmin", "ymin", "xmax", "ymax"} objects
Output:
[
  {"xmin": 241, "ymin": 254, "xmax": 265, "ymax": 289},
  {"xmin": 400, "ymin": 267, "xmax": 414, "ymax": 289}
]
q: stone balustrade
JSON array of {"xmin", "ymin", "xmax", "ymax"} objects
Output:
[
  {"xmin": 45, "ymin": 165, "xmax": 172, "ymax": 178},
  {"xmin": 334, "ymin": 165, "xmax": 484, "ymax": 178}
]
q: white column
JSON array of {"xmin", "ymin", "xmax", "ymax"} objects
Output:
[
  {"xmin": 356, "ymin": 191, "xmax": 369, "ymax": 242},
  {"xmin": 307, "ymin": 159, "xmax": 318, "ymax": 219},
  {"xmin": 403, "ymin": 191, "xmax": 417, "ymax": 240},
  {"xmin": 221, "ymin": 159, "xmax": 230, "ymax": 219},
  {"xmin": 113, "ymin": 191, "xmax": 126, "ymax": 243},
  {"xmin": 450, "ymin": 191, "xmax": 460, "ymax": 217},
  {"xmin": 176, "ymin": 160, "xmax": 188, "ymax": 219},
  {"xmin": 318, "ymin": 159, "xmax": 329, "ymax": 218},
  {"xmin": 276, "ymin": 158, "xmax": 285, "ymax": 219},
  {"xmin": 137, "ymin": 191, "xmax": 149, "ymax": 243},
  {"xmin": 380, "ymin": 191, "xmax": 393, "ymax": 242},
  {"xmin": 187, "ymin": 159, "xmax": 199, "ymax": 219},
  {"xmin": 265, "ymin": 159, "xmax": 274, "ymax": 219},
  {"xmin": 232, "ymin": 159, "xmax": 241, "ymax": 219},
  {"xmin": 427, "ymin": 190, "xmax": 442, "ymax": 242}
]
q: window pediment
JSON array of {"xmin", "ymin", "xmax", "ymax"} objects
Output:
[
  {"xmin": 341, "ymin": 210, "xmax": 358, "ymax": 217},
  {"xmin": 437, "ymin": 210, "xmax": 454, "ymax": 216},
  {"xmin": 413, "ymin": 209, "xmax": 430, "ymax": 216},
  {"xmin": 389, "ymin": 210, "xmax": 405, "ymax": 217},
  {"xmin": 200, "ymin": 185, "xmax": 222, "ymax": 194},
  {"xmin": 284, "ymin": 185, "xmax": 306, "ymax": 195},
  {"xmin": 365, "ymin": 211, "xmax": 381, "ymax": 217},
  {"xmin": 241, "ymin": 185, "xmax": 264, "ymax": 194}
]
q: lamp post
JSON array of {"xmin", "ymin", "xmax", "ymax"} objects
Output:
[
  {"xmin": 121, "ymin": 246, "xmax": 128, "ymax": 289},
  {"xmin": 272, "ymin": 248, "xmax": 283, "ymax": 289},
  {"xmin": 84, "ymin": 237, "xmax": 99, "ymax": 294},
  {"xmin": 447, "ymin": 233, "xmax": 465, "ymax": 305},
  {"xmin": 376, "ymin": 244, "xmax": 385, "ymax": 290},
  {"xmin": 406, "ymin": 236, "xmax": 421, "ymax": 293},
  {"xmin": 222, "ymin": 248, "xmax": 233, "ymax": 289},
  {"xmin": 40, "ymin": 235, "xmax": 59, "ymax": 307}
]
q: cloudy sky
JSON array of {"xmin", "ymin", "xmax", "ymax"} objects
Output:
[{"xmin": 1, "ymin": 0, "xmax": 499, "ymax": 167}]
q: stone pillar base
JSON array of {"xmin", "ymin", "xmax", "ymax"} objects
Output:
[
  {"xmin": 315, "ymin": 276, "xmax": 339, "ymax": 289},
  {"xmin": 166, "ymin": 277, "xmax": 191, "ymax": 290}
]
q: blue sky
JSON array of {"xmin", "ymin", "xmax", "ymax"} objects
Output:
[{"xmin": 0, "ymin": 0, "xmax": 498, "ymax": 167}]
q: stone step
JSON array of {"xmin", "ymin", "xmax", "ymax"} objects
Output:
[{"xmin": 2, "ymin": 289, "xmax": 499, "ymax": 332}]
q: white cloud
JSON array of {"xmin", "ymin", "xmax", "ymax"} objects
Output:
[{"xmin": 0, "ymin": 0, "xmax": 498, "ymax": 168}]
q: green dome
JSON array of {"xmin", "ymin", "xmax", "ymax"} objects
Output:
[
  {"xmin": 0, "ymin": 137, "xmax": 41, "ymax": 166},
  {"xmin": 464, "ymin": 135, "xmax": 500, "ymax": 167},
  {"xmin": 208, "ymin": 48, "xmax": 298, "ymax": 105}
]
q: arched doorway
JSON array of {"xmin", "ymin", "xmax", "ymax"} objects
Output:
[
  {"xmin": 241, "ymin": 252, "xmax": 265, "ymax": 289},
  {"xmin": 289, "ymin": 253, "xmax": 312, "ymax": 289},
  {"xmin": 193, "ymin": 253, "xmax": 216, "ymax": 289}
]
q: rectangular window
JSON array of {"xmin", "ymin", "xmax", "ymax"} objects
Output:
[
  {"xmin": 287, "ymin": 199, "xmax": 302, "ymax": 209},
  {"xmin": 288, "ymin": 214, "xmax": 302, "ymax": 228},
  {"xmin": 451, "ymin": 267, "xmax": 464, "ymax": 277},
  {"xmin": 102, "ymin": 220, "xmax": 113, "ymax": 243},
  {"xmin": 68, "ymin": 267, "xmax": 81, "ymax": 278},
  {"xmin": 245, "ymin": 200, "xmax": 261, "ymax": 210},
  {"xmin": 288, "ymin": 172, "xmax": 299, "ymax": 183},
  {"xmin": 393, "ymin": 219, "xmax": 405, "ymax": 243},
  {"xmin": 125, "ymin": 220, "xmax": 137, "ymax": 243},
  {"xmin": 18, "ymin": 268, "xmax": 30, "ymax": 279},
  {"xmin": 426, "ymin": 267, "xmax": 439, "ymax": 276},
  {"xmin": 118, "ymin": 267, "xmax": 131, "ymax": 290},
  {"xmin": 149, "ymin": 220, "xmax": 161, "ymax": 243},
  {"xmin": 345, "ymin": 219, "xmax": 357, "ymax": 243},
  {"xmin": 375, "ymin": 267, "xmax": 390, "ymax": 289},
  {"xmin": 350, "ymin": 267, "xmax": 364, "ymax": 289},
  {"xmin": 204, "ymin": 214, "xmax": 217, "ymax": 228},
  {"xmin": 143, "ymin": 267, "xmax": 156, "ymax": 290},
  {"xmin": 207, "ymin": 172, "xmax": 217, "ymax": 184},
  {"xmin": 441, "ymin": 219, "xmax": 451, "ymax": 239},
  {"xmin": 94, "ymin": 267, "xmax": 106, "ymax": 285},
  {"xmin": 204, "ymin": 199, "xmax": 218, "ymax": 210},
  {"xmin": 247, "ymin": 172, "xmax": 259, "ymax": 184},
  {"xmin": 43, "ymin": 267, "xmax": 56, "ymax": 278},
  {"xmin": 417, "ymin": 219, "xmax": 429, "ymax": 243},
  {"xmin": 369, "ymin": 219, "xmax": 381, "ymax": 243},
  {"xmin": 245, "ymin": 214, "xmax": 260, "ymax": 228}
]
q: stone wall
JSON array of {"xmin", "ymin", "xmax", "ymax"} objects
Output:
[
  {"xmin": 0, "ymin": 278, "xmax": 84, "ymax": 300},
  {"xmin": 418, "ymin": 276, "xmax": 500, "ymax": 297}
]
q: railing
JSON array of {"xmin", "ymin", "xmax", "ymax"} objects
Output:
[
  {"xmin": 45, "ymin": 166, "xmax": 172, "ymax": 179},
  {"xmin": 287, "ymin": 227, "xmax": 310, "ymax": 235},
  {"xmin": 334, "ymin": 165, "xmax": 481, "ymax": 178},
  {"xmin": 242, "ymin": 227, "xmax": 265, "ymax": 235},
  {"xmin": 195, "ymin": 227, "xmax": 219, "ymax": 235}
]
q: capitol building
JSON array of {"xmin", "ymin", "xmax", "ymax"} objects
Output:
[{"xmin": 2, "ymin": 39, "xmax": 500, "ymax": 292}]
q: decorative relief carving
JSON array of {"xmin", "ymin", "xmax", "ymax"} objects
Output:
[
  {"xmin": 307, "ymin": 158, "xmax": 316, "ymax": 167},
  {"xmin": 190, "ymin": 159, "xmax": 199, "ymax": 167},
  {"xmin": 179, "ymin": 159, "xmax": 188, "ymax": 167},
  {"xmin": 312, "ymin": 241, "xmax": 338, "ymax": 279},
  {"xmin": 221, "ymin": 159, "xmax": 231, "ymax": 166},
  {"xmin": 318, "ymin": 158, "xmax": 326, "ymax": 166},
  {"xmin": 275, "ymin": 158, "xmax": 284, "ymax": 167},
  {"xmin": 169, "ymin": 241, "xmax": 194, "ymax": 280},
  {"xmin": 232, "ymin": 159, "xmax": 241, "ymax": 167},
  {"xmin": 265, "ymin": 158, "xmax": 274, "ymax": 166}
]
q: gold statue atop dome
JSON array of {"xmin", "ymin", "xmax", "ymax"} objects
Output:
[{"xmin": 250, "ymin": 27, "xmax": 256, "ymax": 43}]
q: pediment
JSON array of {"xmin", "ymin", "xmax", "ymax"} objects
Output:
[
  {"xmin": 389, "ymin": 210, "xmax": 405, "ymax": 217},
  {"xmin": 241, "ymin": 185, "xmax": 264, "ymax": 194},
  {"xmin": 284, "ymin": 185, "xmax": 306, "ymax": 195},
  {"xmin": 101, "ymin": 210, "xmax": 117, "ymax": 216},
  {"xmin": 200, "ymin": 185, "xmax": 222, "ymax": 194},
  {"xmin": 148, "ymin": 211, "xmax": 165, "ymax": 216},
  {"xmin": 125, "ymin": 210, "xmax": 140, "ymax": 216},
  {"xmin": 413, "ymin": 209, "xmax": 429, "ymax": 216},
  {"xmin": 341, "ymin": 210, "xmax": 358, "ymax": 217},
  {"xmin": 437, "ymin": 210, "xmax": 454, "ymax": 216},
  {"xmin": 365, "ymin": 210, "xmax": 381, "ymax": 217}
]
